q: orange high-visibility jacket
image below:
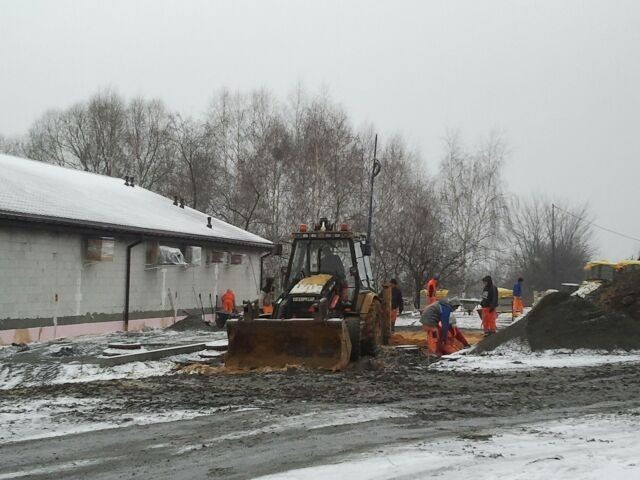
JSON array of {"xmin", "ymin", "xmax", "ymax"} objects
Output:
[
  {"xmin": 426, "ymin": 278, "xmax": 438, "ymax": 298},
  {"xmin": 221, "ymin": 289, "xmax": 236, "ymax": 312}
]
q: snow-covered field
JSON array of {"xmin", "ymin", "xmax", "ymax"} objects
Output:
[{"xmin": 256, "ymin": 411, "xmax": 640, "ymax": 480}]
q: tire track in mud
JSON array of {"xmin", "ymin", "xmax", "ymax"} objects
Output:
[{"xmin": 3, "ymin": 349, "xmax": 640, "ymax": 424}]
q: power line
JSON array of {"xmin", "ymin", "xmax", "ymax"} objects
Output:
[{"xmin": 554, "ymin": 204, "xmax": 640, "ymax": 243}]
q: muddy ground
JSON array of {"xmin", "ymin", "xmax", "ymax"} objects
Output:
[{"xmin": 2, "ymin": 345, "xmax": 640, "ymax": 479}]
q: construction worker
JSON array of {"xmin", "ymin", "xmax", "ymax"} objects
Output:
[
  {"xmin": 512, "ymin": 277, "xmax": 524, "ymax": 319},
  {"xmin": 420, "ymin": 297, "xmax": 462, "ymax": 356},
  {"xmin": 262, "ymin": 291, "xmax": 274, "ymax": 315},
  {"xmin": 480, "ymin": 275, "xmax": 499, "ymax": 336},
  {"xmin": 389, "ymin": 279, "xmax": 404, "ymax": 333},
  {"xmin": 261, "ymin": 278, "xmax": 275, "ymax": 315},
  {"xmin": 221, "ymin": 288, "xmax": 236, "ymax": 313},
  {"xmin": 425, "ymin": 274, "xmax": 440, "ymax": 305}
]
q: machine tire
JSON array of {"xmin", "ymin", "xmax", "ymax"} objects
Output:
[
  {"xmin": 360, "ymin": 299, "xmax": 383, "ymax": 356},
  {"xmin": 345, "ymin": 317, "xmax": 361, "ymax": 361}
]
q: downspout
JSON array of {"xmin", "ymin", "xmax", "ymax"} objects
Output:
[
  {"xmin": 260, "ymin": 244, "xmax": 283, "ymax": 293},
  {"xmin": 124, "ymin": 239, "xmax": 143, "ymax": 331},
  {"xmin": 260, "ymin": 251, "xmax": 271, "ymax": 291}
]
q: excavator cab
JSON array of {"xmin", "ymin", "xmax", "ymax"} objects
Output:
[{"xmin": 226, "ymin": 219, "xmax": 386, "ymax": 371}]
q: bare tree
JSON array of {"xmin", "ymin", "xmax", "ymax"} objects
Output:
[
  {"xmin": 169, "ymin": 114, "xmax": 214, "ymax": 210},
  {"xmin": 23, "ymin": 90, "xmax": 127, "ymax": 175},
  {"xmin": 506, "ymin": 196, "xmax": 595, "ymax": 291},
  {"xmin": 0, "ymin": 133, "xmax": 24, "ymax": 156},
  {"xmin": 122, "ymin": 97, "xmax": 174, "ymax": 190},
  {"xmin": 439, "ymin": 130, "xmax": 508, "ymax": 295},
  {"xmin": 14, "ymin": 86, "xmax": 546, "ymax": 304}
]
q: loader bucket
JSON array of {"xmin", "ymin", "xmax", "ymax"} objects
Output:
[{"xmin": 225, "ymin": 318, "xmax": 352, "ymax": 371}]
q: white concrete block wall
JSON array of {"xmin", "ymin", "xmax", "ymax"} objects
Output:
[
  {"xmin": 128, "ymin": 242, "xmax": 262, "ymax": 315},
  {"xmin": 0, "ymin": 228, "xmax": 80, "ymax": 319},
  {"xmin": 0, "ymin": 226, "xmax": 265, "ymax": 324},
  {"xmin": 131, "ymin": 244, "xmax": 260, "ymax": 311}
]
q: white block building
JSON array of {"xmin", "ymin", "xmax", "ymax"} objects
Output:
[{"xmin": 0, "ymin": 154, "xmax": 272, "ymax": 344}]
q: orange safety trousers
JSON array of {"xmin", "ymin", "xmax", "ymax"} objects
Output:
[
  {"xmin": 513, "ymin": 296, "xmax": 524, "ymax": 317},
  {"xmin": 451, "ymin": 326, "xmax": 470, "ymax": 347},
  {"xmin": 481, "ymin": 307, "xmax": 497, "ymax": 333},
  {"xmin": 423, "ymin": 325, "xmax": 466, "ymax": 355},
  {"xmin": 391, "ymin": 308, "xmax": 399, "ymax": 328}
]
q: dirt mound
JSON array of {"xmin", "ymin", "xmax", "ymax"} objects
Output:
[
  {"xmin": 166, "ymin": 315, "xmax": 218, "ymax": 332},
  {"xmin": 475, "ymin": 290, "xmax": 640, "ymax": 353},
  {"xmin": 525, "ymin": 292, "xmax": 640, "ymax": 351},
  {"xmin": 590, "ymin": 270, "xmax": 640, "ymax": 320}
]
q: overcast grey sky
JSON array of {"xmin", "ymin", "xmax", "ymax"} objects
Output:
[{"xmin": 1, "ymin": 0, "xmax": 639, "ymax": 259}]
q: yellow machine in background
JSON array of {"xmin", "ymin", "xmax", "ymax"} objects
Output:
[
  {"xmin": 496, "ymin": 287, "xmax": 513, "ymax": 314},
  {"xmin": 418, "ymin": 289, "xmax": 448, "ymax": 309},
  {"xmin": 584, "ymin": 261, "xmax": 616, "ymax": 282},
  {"xmin": 226, "ymin": 219, "xmax": 389, "ymax": 371},
  {"xmin": 615, "ymin": 260, "xmax": 640, "ymax": 275}
]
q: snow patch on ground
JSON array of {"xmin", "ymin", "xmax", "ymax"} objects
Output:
[
  {"xmin": 0, "ymin": 396, "xmax": 252, "ymax": 445},
  {"xmin": 0, "ymin": 459, "xmax": 107, "ymax": 480},
  {"xmin": 0, "ymin": 329, "xmax": 228, "ymax": 389},
  {"xmin": 0, "ymin": 358, "xmax": 182, "ymax": 390},
  {"xmin": 174, "ymin": 407, "xmax": 409, "ymax": 455},
  {"xmin": 430, "ymin": 339, "xmax": 640, "ymax": 372},
  {"xmin": 256, "ymin": 412, "xmax": 640, "ymax": 480},
  {"xmin": 572, "ymin": 281, "xmax": 602, "ymax": 298}
]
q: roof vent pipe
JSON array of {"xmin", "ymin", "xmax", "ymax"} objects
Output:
[
  {"xmin": 179, "ymin": 198, "xmax": 185, "ymax": 209},
  {"xmin": 173, "ymin": 196, "xmax": 179, "ymax": 206},
  {"xmin": 207, "ymin": 217, "xmax": 212, "ymax": 228},
  {"xmin": 130, "ymin": 176, "xmax": 135, "ymax": 187},
  {"xmin": 124, "ymin": 175, "xmax": 130, "ymax": 186}
]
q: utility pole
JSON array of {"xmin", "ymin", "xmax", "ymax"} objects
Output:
[
  {"xmin": 551, "ymin": 203, "xmax": 556, "ymax": 287},
  {"xmin": 366, "ymin": 134, "xmax": 381, "ymax": 247}
]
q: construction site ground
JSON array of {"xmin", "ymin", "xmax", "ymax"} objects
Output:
[{"xmin": 2, "ymin": 309, "xmax": 640, "ymax": 479}]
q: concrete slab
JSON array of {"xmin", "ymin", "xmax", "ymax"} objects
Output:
[{"xmin": 97, "ymin": 343, "xmax": 207, "ymax": 367}]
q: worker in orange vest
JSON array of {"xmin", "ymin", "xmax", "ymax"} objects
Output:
[
  {"xmin": 425, "ymin": 274, "xmax": 440, "ymax": 305},
  {"xmin": 221, "ymin": 289, "xmax": 236, "ymax": 313}
]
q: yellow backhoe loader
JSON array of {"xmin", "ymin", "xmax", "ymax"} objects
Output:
[{"xmin": 225, "ymin": 218, "xmax": 390, "ymax": 371}]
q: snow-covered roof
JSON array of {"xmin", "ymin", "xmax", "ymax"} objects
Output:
[{"xmin": 0, "ymin": 154, "xmax": 272, "ymax": 249}]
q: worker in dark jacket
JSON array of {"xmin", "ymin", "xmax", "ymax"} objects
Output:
[
  {"xmin": 389, "ymin": 279, "xmax": 404, "ymax": 333},
  {"xmin": 512, "ymin": 277, "xmax": 524, "ymax": 318},
  {"xmin": 480, "ymin": 275, "xmax": 499, "ymax": 335}
]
